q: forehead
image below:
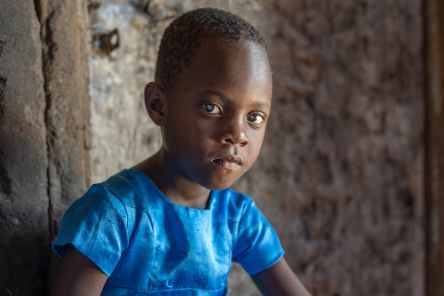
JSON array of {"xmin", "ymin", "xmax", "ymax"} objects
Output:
[{"xmin": 170, "ymin": 38, "xmax": 272, "ymax": 106}]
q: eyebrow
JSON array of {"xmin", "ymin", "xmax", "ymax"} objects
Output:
[{"xmin": 198, "ymin": 89, "xmax": 271, "ymax": 109}]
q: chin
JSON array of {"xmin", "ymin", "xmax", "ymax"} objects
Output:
[
  {"xmin": 201, "ymin": 175, "xmax": 240, "ymax": 190},
  {"xmin": 208, "ymin": 182, "xmax": 234, "ymax": 190}
]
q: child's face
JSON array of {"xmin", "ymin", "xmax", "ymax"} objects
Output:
[{"xmin": 157, "ymin": 38, "xmax": 272, "ymax": 189}]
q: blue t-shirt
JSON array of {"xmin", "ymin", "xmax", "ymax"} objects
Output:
[{"xmin": 52, "ymin": 169, "xmax": 284, "ymax": 295}]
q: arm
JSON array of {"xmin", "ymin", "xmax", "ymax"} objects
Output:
[
  {"xmin": 252, "ymin": 258, "xmax": 311, "ymax": 296},
  {"xmin": 51, "ymin": 245, "xmax": 108, "ymax": 296}
]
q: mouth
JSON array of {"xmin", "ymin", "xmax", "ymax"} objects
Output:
[{"xmin": 211, "ymin": 155, "xmax": 243, "ymax": 170}]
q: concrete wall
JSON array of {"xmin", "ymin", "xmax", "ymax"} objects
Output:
[
  {"xmin": 258, "ymin": 1, "xmax": 424, "ymax": 295},
  {"xmin": 0, "ymin": 0, "xmax": 90, "ymax": 294},
  {"xmin": 0, "ymin": 2, "xmax": 49, "ymax": 294}
]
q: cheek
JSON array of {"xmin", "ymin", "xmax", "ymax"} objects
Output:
[
  {"xmin": 245, "ymin": 130, "xmax": 266, "ymax": 163},
  {"xmin": 162, "ymin": 117, "xmax": 188, "ymax": 154},
  {"xmin": 163, "ymin": 116, "xmax": 213, "ymax": 155}
]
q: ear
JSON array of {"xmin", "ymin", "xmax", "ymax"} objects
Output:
[{"xmin": 144, "ymin": 82, "xmax": 167, "ymax": 126}]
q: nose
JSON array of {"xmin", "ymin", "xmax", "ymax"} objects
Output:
[
  {"xmin": 220, "ymin": 116, "xmax": 249, "ymax": 147},
  {"xmin": 223, "ymin": 132, "xmax": 248, "ymax": 146}
]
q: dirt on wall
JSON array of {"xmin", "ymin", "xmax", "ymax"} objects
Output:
[{"xmin": 87, "ymin": 0, "xmax": 424, "ymax": 295}]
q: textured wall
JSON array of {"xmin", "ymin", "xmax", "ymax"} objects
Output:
[
  {"xmin": 87, "ymin": 0, "xmax": 424, "ymax": 295},
  {"xmin": 250, "ymin": 1, "xmax": 424, "ymax": 295},
  {"xmin": 0, "ymin": 2, "xmax": 49, "ymax": 294},
  {"xmin": 0, "ymin": 0, "xmax": 91, "ymax": 294},
  {"xmin": 88, "ymin": 0, "xmax": 162, "ymax": 182}
]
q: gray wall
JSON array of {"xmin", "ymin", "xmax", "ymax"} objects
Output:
[
  {"xmin": 0, "ymin": 1, "xmax": 49, "ymax": 294},
  {"xmin": 0, "ymin": 0, "xmax": 90, "ymax": 294},
  {"xmin": 0, "ymin": 0, "xmax": 424, "ymax": 295}
]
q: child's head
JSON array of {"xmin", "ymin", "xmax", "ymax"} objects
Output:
[{"xmin": 145, "ymin": 7, "xmax": 272, "ymax": 190}]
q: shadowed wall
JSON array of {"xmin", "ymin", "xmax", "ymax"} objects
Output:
[{"xmin": 0, "ymin": 0, "xmax": 90, "ymax": 294}]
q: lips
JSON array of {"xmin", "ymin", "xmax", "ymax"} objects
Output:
[{"xmin": 211, "ymin": 155, "xmax": 243, "ymax": 170}]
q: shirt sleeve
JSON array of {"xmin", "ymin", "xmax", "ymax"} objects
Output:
[
  {"xmin": 51, "ymin": 184, "xmax": 129, "ymax": 276},
  {"xmin": 232, "ymin": 200, "xmax": 285, "ymax": 275}
]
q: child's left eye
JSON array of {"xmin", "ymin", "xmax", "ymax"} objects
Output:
[
  {"xmin": 247, "ymin": 112, "xmax": 266, "ymax": 127},
  {"xmin": 201, "ymin": 102, "xmax": 223, "ymax": 115}
]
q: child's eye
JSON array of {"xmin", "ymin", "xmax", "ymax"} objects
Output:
[
  {"xmin": 201, "ymin": 102, "xmax": 223, "ymax": 115},
  {"xmin": 247, "ymin": 112, "xmax": 266, "ymax": 127}
]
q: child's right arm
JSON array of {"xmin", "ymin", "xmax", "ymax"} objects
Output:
[
  {"xmin": 51, "ymin": 245, "xmax": 108, "ymax": 296},
  {"xmin": 50, "ymin": 183, "xmax": 130, "ymax": 295}
]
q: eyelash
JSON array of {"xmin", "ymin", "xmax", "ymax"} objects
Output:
[{"xmin": 200, "ymin": 102, "xmax": 266, "ymax": 128}]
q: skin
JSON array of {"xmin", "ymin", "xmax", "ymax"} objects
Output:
[
  {"xmin": 51, "ymin": 38, "xmax": 311, "ymax": 296},
  {"xmin": 51, "ymin": 246, "xmax": 107, "ymax": 296}
]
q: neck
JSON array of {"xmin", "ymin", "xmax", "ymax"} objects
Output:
[{"xmin": 133, "ymin": 148, "xmax": 211, "ymax": 209}]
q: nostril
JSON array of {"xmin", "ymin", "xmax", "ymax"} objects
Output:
[
  {"xmin": 224, "ymin": 137, "xmax": 233, "ymax": 143},
  {"xmin": 240, "ymin": 141, "xmax": 247, "ymax": 147},
  {"xmin": 221, "ymin": 132, "xmax": 248, "ymax": 146}
]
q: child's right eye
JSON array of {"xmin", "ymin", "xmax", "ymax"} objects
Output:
[{"xmin": 201, "ymin": 102, "xmax": 223, "ymax": 115}]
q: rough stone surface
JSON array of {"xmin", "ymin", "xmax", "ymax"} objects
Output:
[
  {"xmin": 88, "ymin": 0, "xmax": 163, "ymax": 183},
  {"xmin": 0, "ymin": 0, "xmax": 91, "ymax": 294},
  {"xmin": 38, "ymin": 0, "xmax": 91, "ymax": 239},
  {"xmin": 87, "ymin": 0, "xmax": 424, "ymax": 295},
  {"xmin": 0, "ymin": 1, "xmax": 49, "ymax": 294},
  {"xmin": 259, "ymin": 1, "xmax": 424, "ymax": 295}
]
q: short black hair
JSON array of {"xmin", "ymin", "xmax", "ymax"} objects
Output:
[{"xmin": 154, "ymin": 7, "xmax": 266, "ymax": 90}]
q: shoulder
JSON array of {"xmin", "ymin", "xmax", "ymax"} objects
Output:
[
  {"xmin": 59, "ymin": 169, "xmax": 145, "ymax": 232},
  {"xmin": 53, "ymin": 176, "xmax": 136, "ymax": 276},
  {"xmin": 66, "ymin": 183, "xmax": 127, "ymax": 220},
  {"xmin": 227, "ymin": 190, "xmax": 285, "ymax": 276},
  {"xmin": 57, "ymin": 180, "xmax": 130, "ymax": 235},
  {"xmin": 98, "ymin": 168, "xmax": 157, "ymax": 210}
]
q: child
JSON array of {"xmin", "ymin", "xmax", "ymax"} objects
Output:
[{"xmin": 51, "ymin": 7, "xmax": 311, "ymax": 296}]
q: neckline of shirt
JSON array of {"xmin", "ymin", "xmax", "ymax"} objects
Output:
[{"xmin": 124, "ymin": 168, "xmax": 216, "ymax": 212}]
